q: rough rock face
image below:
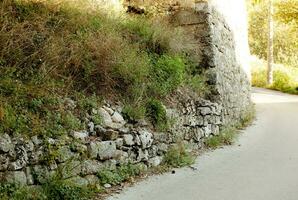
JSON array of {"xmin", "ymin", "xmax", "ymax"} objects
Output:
[
  {"xmin": 0, "ymin": 99, "xmax": 223, "ymax": 186},
  {"xmin": 0, "ymin": 0, "xmax": 252, "ymax": 187},
  {"xmin": 172, "ymin": 2, "xmax": 251, "ymax": 125}
]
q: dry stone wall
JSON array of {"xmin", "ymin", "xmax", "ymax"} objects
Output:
[
  {"xmin": 0, "ymin": 99, "xmax": 223, "ymax": 186},
  {"xmin": 0, "ymin": 0, "xmax": 252, "ymax": 187}
]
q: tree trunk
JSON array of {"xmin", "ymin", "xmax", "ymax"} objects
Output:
[{"xmin": 267, "ymin": 0, "xmax": 274, "ymax": 85}]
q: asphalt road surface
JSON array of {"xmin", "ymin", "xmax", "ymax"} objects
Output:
[{"xmin": 108, "ymin": 88, "xmax": 298, "ymax": 200}]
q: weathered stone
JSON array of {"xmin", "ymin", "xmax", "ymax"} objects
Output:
[
  {"xmin": 102, "ymin": 105, "xmax": 114, "ymax": 115},
  {"xmin": 88, "ymin": 141, "xmax": 116, "ymax": 160},
  {"xmin": 103, "ymin": 159, "xmax": 117, "ymax": 170},
  {"xmin": 85, "ymin": 175, "xmax": 99, "ymax": 186},
  {"xmin": 104, "ymin": 183, "xmax": 112, "ymax": 188},
  {"xmin": 199, "ymin": 107, "xmax": 212, "ymax": 115},
  {"xmin": 148, "ymin": 145, "xmax": 158, "ymax": 157},
  {"xmin": 157, "ymin": 143, "xmax": 168, "ymax": 154},
  {"xmin": 123, "ymin": 134, "xmax": 134, "ymax": 146},
  {"xmin": 67, "ymin": 176, "xmax": 89, "ymax": 187},
  {"xmin": 71, "ymin": 131, "xmax": 89, "ymax": 141},
  {"xmin": 88, "ymin": 122, "xmax": 95, "ymax": 133},
  {"xmin": 137, "ymin": 149, "xmax": 149, "ymax": 162},
  {"xmin": 25, "ymin": 167, "xmax": 34, "ymax": 185},
  {"xmin": 4, "ymin": 171, "xmax": 27, "ymax": 186},
  {"xmin": 111, "ymin": 111, "xmax": 125, "ymax": 124},
  {"xmin": 24, "ymin": 140, "xmax": 34, "ymax": 152},
  {"xmin": 60, "ymin": 160, "xmax": 81, "ymax": 179},
  {"xmin": 57, "ymin": 146, "xmax": 74, "ymax": 163},
  {"xmin": 0, "ymin": 154, "xmax": 9, "ymax": 171},
  {"xmin": 98, "ymin": 108, "xmax": 113, "ymax": 125},
  {"xmin": 148, "ymin": 156, "xmax": 162, "ymax": 167},
  {"xmin": 115, "ymin": 150, "xmax": 128, "ymax": 164},
  {"xmin": 138, "ymin": 130, "xmax": 153, "ymax": 149},
  {"xmin": 193, "ymin": 128, "xmax": 205, "ymax": 142},
  {"xmin": 115, "ymin": 138, "xmax": 124, "ymax": 148},
  {"xmin": 32, "ymin": 165, "xmax": 50, "ymax": 184},
  {"xmin": 0, "ymin": 134, "xmax": 14, "ymax": 153},
  {"xmin": 119, "ymin": 127, "xmax": 130, "ymax": 134},
  {"xmin": 31, "ymin": 136, "xmax": 43, "ymax": 146},
  {"xmin": 8, "ymin": 160, "xmax": 26, "ymax": 170},
  {"xmin": 95, "ymin": 125, "xmax": 106, "ymax": 135},
  {"xmin": 153, "ymin": 132, "xmax": 170, "ymax": 144},
  {"xmin": 103, "ymin": 129, "xmax": 119, "ymax": 140},
  {"xmin": 29, "ymin": 148, "xmax": 43, "ymax": 164},
  {"xmin": 81, "ymin": 160, "xmax": 103, "ymax": 175},
  {"xmin": 64, "ymin": 98, "xmax": 76, "ymax": 109}
]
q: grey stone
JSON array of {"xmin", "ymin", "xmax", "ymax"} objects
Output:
[
  {"xmin": 85, "ymin": 175, "xmax": 99, "ymax": 186},
  {"xmin": 119, "ymin": 127, "xmax": 130, "ymax": 134},
  {"xmin": 102, "ymin": 105, "xmax": 114, "ymax": 115},
  {"xmin": 81, "ymin": 160, "xmax": 103, "ymax": 175},
  {"xmin": 4, "ymin": 171, "xmax": 27, "ymax": 186},
  {"xmin": 115, "ymin": 138, "xmax": 124, "ymax": 148},
  {"xmin": 24, "ymin": 140, "xmax": 34, "ymax": 152},
  {"xmin": 64, "ymin": 98, "xmax": 76, "ymax": 109},
  {"xmin": 57, "ymin": 146, "xmax": 74, "ymax": 163},
  {"xmin": 60, "ymin": 160, "xmax": 81, "ymax": 179},
  {"xmin": 32, "ymin": 165, "xmax": 50, "ymax": 184},
  {"xmin": 88, "ymin": 141, "xmax": 116, "ymax": 160},
  {"xmin": 123, "ymin": 134, "xmax": 134, "ymax": 146},
  {"xmin": 103, "ymin": 159, "xmax": 117, "ymax": 170},
  {"xmin": 31, "ymin": 136, "xmax": 43, "ymax": 146},
  {"xmin": 148, "ymin": 156, "xmax": 162, "ymax": 167},
  {"xmin": 0, "ymin": 154, "xmax": 9, "ymax": 171},
  {"xmin": 0, "ymin": 134, "xmax": 14, "ymax": 153},
  {"xmin": 157, "ymin": 143, "xmax": 168, "ymax": 154},
  {"xmin": 137, "ymin": 149, "xmax": 149, "ymax": 162},
  {"xmin": 67, "ymin": 176, "xmax": 89, "ymax": 187},
  {"xmin": 103, "ymin": 129, "xmax": 119, "ymax": 140},
  {"xmin": 95, "ymin": 125, "xmax": 106, "ymax": 135},
  {"xmin": 47, "ymin": 138, "xmax": 56, "ymax": 145},
  {"xmin": 111, "ymin": 111, "xmax": 125, "ymax": 124},
  {"xmin": 138, "ymin": 130, "xmax": 153, "ymax": 149},
  {"xmin": 25, "ymin": 167, "xmax": 34, "ymax": 185},
  {"xmin": 104, "ymin": 183, "xmax": 112, "ymax": 188},
  {"xmin": 98, "ymin": 108, "xmax": 113, "ymax": 125},
  {"xmin": 88, "ymin": 122, "xmax": 95, "ymax": 133},
  {"xmin": 71, "ymin": 131, "xmax": 89, "ymax": 141}
]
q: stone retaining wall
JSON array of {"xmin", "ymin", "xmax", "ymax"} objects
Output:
[
  {"xmin": 0, "ymin": 98, "xmax": 223, "ymax": 186},
  {"xmin": 0, "ymin": 1, "xmax": 252, "ymax": 187}
]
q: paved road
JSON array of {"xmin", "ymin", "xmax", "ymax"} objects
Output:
[{"xmin": 108, "ymin": 88, "xmax": 298, "ymax": 200}]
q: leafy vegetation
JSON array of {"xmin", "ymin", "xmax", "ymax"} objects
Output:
[
  {"xmin": 205, "ymin": 106, "xmax": 255, "ymax": 149},
  {"xmin": 163, "ymin": 144, "xmax": 195, "ymax": 167},
  {"xmin": 0, "ymin": 0, "xmax": 207, "ymax": 136},
  {"xmin": 248, "ymin": 0, "xmax": 298, "ymax": 94},
  {"xmin": 251, "ymin": 57, "xmax": 298, "ymax": 94},
  {"xmin": 0, "ymin": 180, "xmax": 94, "ymax": 200},
  {"xmin": 97, "ymin": 164, "xmax": 146, "ymax": 186}
]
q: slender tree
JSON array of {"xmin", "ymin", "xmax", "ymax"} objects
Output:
[{"xmin": 267, "ymin": 0, "xmax": 274, "ymax": 85}]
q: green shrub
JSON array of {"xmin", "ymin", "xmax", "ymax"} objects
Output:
[
  {"xmin": 41, "ymin": 180, "xmax": 93, "ymax": 200},
  {"xmin": 204, "ymin": 127, "xmax": 237, "ymax": 149},
  {"xmin": 150, "ymin": 55, "xmax": 186, "ymax": 97},
  {"xmin": 145, "ymin": 99, "xmax": 168, "ymax": 131},
  {"xmin": 97, "ymin": 164, "xmax": 144, "ymax": 186},
  {"xmin": 163, "ymin": 144, "xmax": 194, "ymax": 168}
]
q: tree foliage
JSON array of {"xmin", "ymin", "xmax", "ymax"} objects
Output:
[{"xmin": 248, "ymin": 0, "xmax": 298, "ymax": 68}]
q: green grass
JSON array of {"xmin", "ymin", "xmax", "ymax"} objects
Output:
[
  {"xmin": 97, "ymin": 164, "xmax": 146, "ymax": 186},
  {"xmin": 205, "ymin": 105, "xmax": 256, "ymax": 149},
  {"xmin": 162, "ymin": 144, "xmax": 195, "ymax": 168},
  {"xmin": 251, "ymin": 56, "xmax": 298, "ymax": 95},
  {"xmin": 204, "ymin": 127, "xmax": 237, "ymax": 149},
  {"xmin": 0, "ymin": 180, "xmax": 94, "ymax": 200},
  {"xmin": 0, "ymin": 0, "xmax": 208, "ymax": 137}
]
